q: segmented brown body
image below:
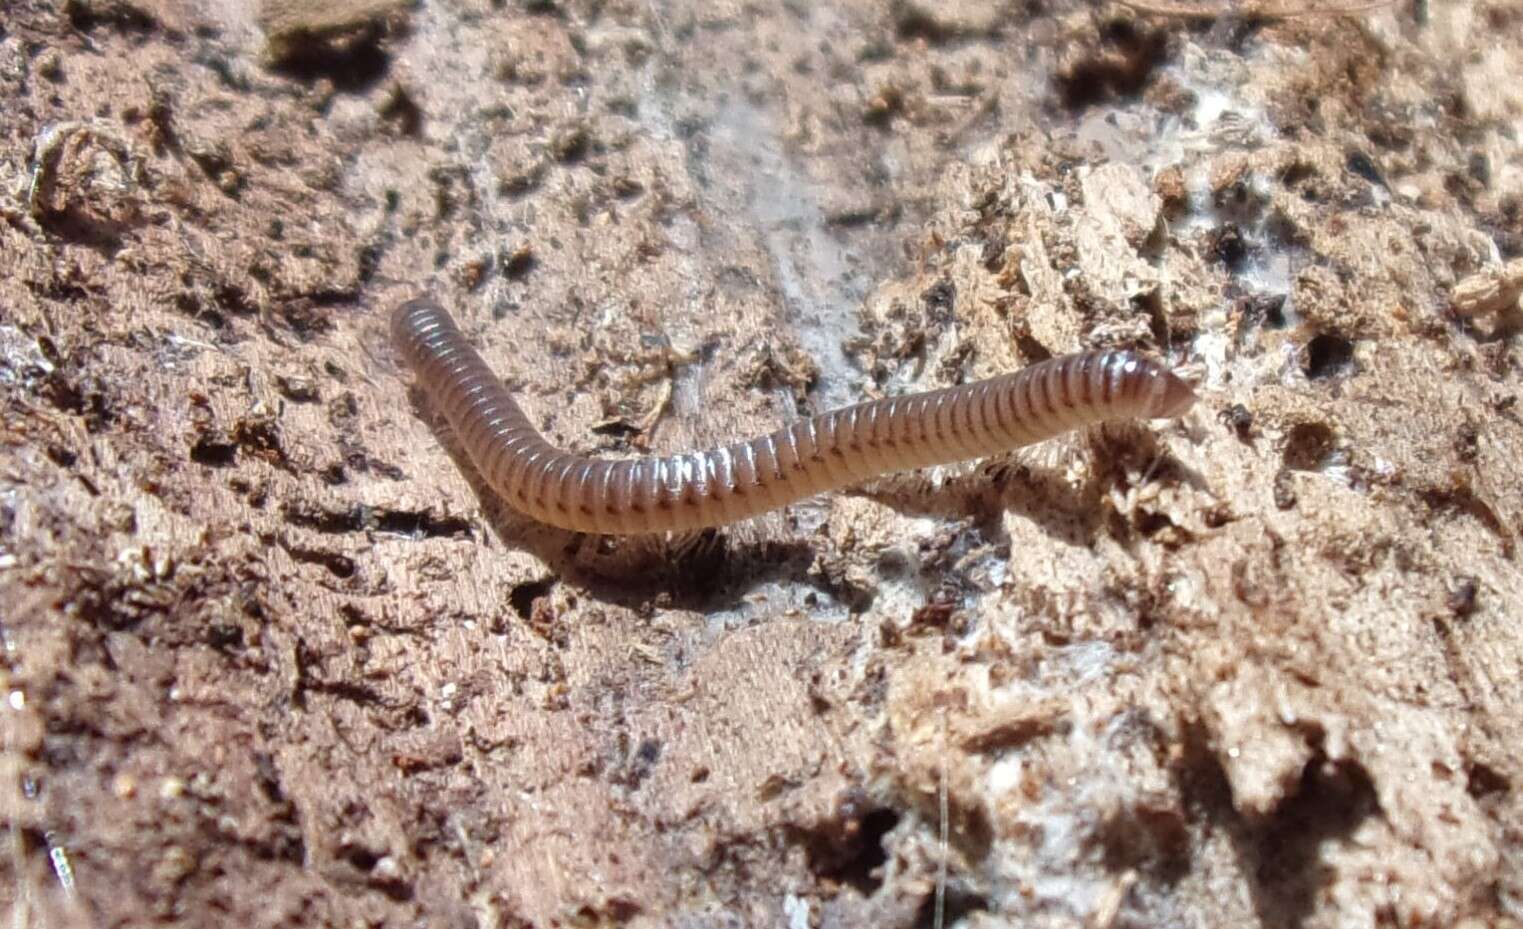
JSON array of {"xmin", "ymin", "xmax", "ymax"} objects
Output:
[{"xmin": 393, "ymin": 297, "xmax": 1197, "ymax": 534}]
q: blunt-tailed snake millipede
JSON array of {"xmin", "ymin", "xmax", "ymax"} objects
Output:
[{"xmin": 393, "ymin": 296, "xmax": 1197, "ymax": 535}]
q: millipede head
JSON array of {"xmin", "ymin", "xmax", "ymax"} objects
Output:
[{"xmin": 1143, "ymin": 364, "xmax": 1199, "ymax": 419}]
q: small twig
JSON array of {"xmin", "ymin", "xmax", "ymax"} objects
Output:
[
  {"xmin": 1091, "ymin": 869, "xmax": 1139, "ymax": 929},
  {"xmin": 935, "ymin": 708, "xmax": 949, "ymax": 929},
  {"xmin": 1118, "ymin": 0, "xmax": 1394, "ymax": 18}
]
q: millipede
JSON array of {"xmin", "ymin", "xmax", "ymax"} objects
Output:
[{"xmin": 392, "ymin": 296, "xmax": 1197, "ymax": 535}]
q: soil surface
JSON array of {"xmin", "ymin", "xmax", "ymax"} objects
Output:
[{"xmin": 2, "ymin": 1, "xmax": 1522, "ymax": 927}]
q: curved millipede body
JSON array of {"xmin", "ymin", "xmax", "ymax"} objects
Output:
[{"xmin": 392, "ymin": 297, "xmax": 1197, "ymax": 535}]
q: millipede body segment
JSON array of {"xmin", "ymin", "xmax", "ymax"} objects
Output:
[{"xmin": 392, "ymin": 297, "xmax": 1197, "ymax": 535}]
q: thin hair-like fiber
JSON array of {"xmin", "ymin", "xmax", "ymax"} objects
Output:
[{"xmin": 393, "ymin": 297, "xmax": 1198, "ymax": 535}]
